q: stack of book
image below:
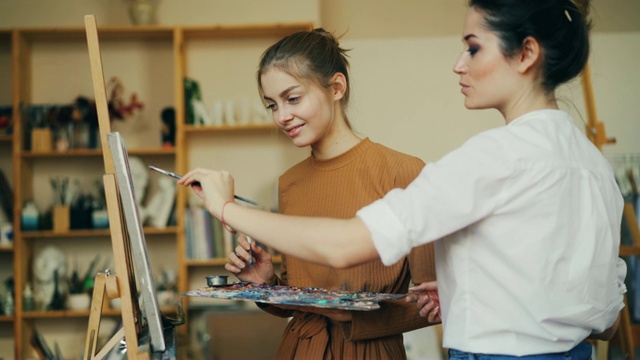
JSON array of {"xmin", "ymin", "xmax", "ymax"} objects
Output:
[{"xmin": 184, "ymin": 206, "xmax": 236, "ymax": 259}]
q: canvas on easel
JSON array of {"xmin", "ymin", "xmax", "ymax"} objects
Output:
[
  {"xmin": 108, "ymin": 131, "xmax": 165, "ymax": 351},
  {"xmin": 82, "ymin": 14, "xmax": 177, "ymax": 359}
]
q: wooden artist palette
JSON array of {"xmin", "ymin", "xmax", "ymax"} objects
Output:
[{"xmin": 182, "ymin": 282, "xmax": 406, "ymax": 310}]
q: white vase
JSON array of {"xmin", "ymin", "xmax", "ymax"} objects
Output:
[
  {"xmin": 157, "ymin": 290, "xmax": 177, "ymax": 307},
  {"xmin": 109, "ymin": 297, "xmax": 121, "ymax": 310},
  {"xmin": 66, "ymin": 293, "xmax": 91, "ymax": 311},
  {"xmin": 128, "ymin": 0, "xmax": 158, "ymax": 25}
]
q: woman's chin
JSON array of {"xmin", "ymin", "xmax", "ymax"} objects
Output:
[{"xmin": 290, "ymin": 137, "xmax": 313, "ymax": 148}]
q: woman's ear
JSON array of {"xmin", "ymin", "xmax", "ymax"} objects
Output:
[
  {"xmin": 330, "ymin": 72, "xmax": 347, "ymax": 101},
  {"xmin": 518, "ymin": 36, "xmax": 541, "ymax": 74}
]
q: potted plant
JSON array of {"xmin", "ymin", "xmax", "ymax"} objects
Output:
[{"xmin": 66, "ymin": 255, "xmax": 100, "ymax": 311}]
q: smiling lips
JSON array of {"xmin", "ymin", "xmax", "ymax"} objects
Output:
[
  {"xmin": 459, "ymin": 82, "xmax": 470, "ymax": 95},
  {"xmin": 285, "ymin": 124, "xmax": 304, "ymax": 137}
]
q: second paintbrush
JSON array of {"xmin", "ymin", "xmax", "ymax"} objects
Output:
[{"xmin": 148, "ymin": 165, "xmax": 258, "ymax": 206}]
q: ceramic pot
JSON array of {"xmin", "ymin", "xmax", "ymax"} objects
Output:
[
  {"xmin": 157, "ymin": 290, "xmax": 177, "ymax": 307},
  {"xmin": 109, "ymin": 298, "xmax": 121, "ymax": 310},
  {"xmin": 66, "ymin": 293, "xmax": 91, "ymax": 311},
  {"xmin": 128, "ymin": 0, "xmax": 158, "ymax": 25}
]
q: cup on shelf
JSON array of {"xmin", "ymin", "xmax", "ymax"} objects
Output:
[
  {"xmin": 53, "ymin": 205, "xmax": 70, "ymax": 233},
  {"xmin": 31, "ymin": 128, "xmax": 52, "ymax": 152},
  {"xmin": 21, "ymin": 202, "xmax": 39, "ymax": 231},
  {"xmin": 0, "ymin": 222, "xmax": 12, "ymax": 246},
  {"xmin": 92, "ymin": 209, "xmax": 109, "ymax": 229},
  {"xmin": 66, "ymin": 293, "xmax": 91, "ymax": 311}
]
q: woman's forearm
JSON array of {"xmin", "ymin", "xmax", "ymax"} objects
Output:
[{"xmin": 221, "ymin": 202, "xmax": 378, "ymax": 268}]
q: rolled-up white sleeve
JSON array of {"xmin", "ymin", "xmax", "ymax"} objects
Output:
[
  {"xmin": 356, "ymin": 133, "xmax": 510, "ymax": 266},
  {"xmin": 356, "ymin": 191, "xmax": 412, "ymax": 266},
  {"xmin": 617, "ymin": 257, "xmax": 628, "ymax": 295}
]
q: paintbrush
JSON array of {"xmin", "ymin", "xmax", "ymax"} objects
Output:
[
  {"xmin": 148, "ymin": 165, "xmax": 258, "ymax": 206},
  {"xmin": 246, "ymin": 236, "xmax": 255, "ymax": 265}
]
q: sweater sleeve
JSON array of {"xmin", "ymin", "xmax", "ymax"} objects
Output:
[{"xmin": 343, "ymin": 156, "xmax": 435, "ymax": 341}]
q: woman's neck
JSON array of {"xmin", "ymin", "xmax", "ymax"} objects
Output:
[
  {"xmin": 502, "ymin": 87, "xmax": 558, "ymax": 124},
  {"xmin": 311, "ymin": 121, "xmax": 361, "ymax": 160}
]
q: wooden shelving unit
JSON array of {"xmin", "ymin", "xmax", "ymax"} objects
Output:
[
  {"xmin": 0, "ymin": 21, "xmax": 312, "ymax": 359},
  {"xmin": 582, "ymin": 63, "xmax": 640, "ymax": 357}
]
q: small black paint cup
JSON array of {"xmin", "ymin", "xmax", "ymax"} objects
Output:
[{"xmin": 206, "ymin": 275, "xmax": 228, "ymax": 287}]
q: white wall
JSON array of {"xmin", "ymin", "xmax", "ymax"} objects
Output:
[
  {"xmin": 0, "ymin": 0, "xmax": 320, "ymax": 27},
  {"xmin": 343, "ymin": 31, "xmax": 640, "ymax": 163}
]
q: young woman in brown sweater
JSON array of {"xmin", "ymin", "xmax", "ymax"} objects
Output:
[{"xmin": 223, "ymin": 29, "xmax": 437, "ymax": 359}]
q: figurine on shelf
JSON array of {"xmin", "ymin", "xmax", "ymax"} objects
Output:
[
  {"xmin": 160, "ymin": 107, "xmax": 176, "ymax": 148},
  {"xmin": 128, "ymin": 156, "xmax": 152, "ymax": 224},
  {"xmin": 0, "ymin": 106, "xmax": 12, "ymax": 135},
  {"xmin": 2, "ymin": 276, "xmax": 14, "ymax": 315},
  {"xmin": 72, "ymin": 96, "xmax": 100, "ymax": 149},
  {"xmin": 145, "ymin": 176, "xmax": 176, "ymax": 228},
  {"xmin": 33, "ymin": 245, "xmax": 67, "ymax": 311},
  {"xmin": 106, "ymin": 76, "xmax": 144, "ymax": 121},
  {"xmin": 23, "ymin": 283, "xmax": 36, "ymax": 312},
  {"xmin": 184, "ymin": 77, "xmax": 204, "ymax": 125},
  {"xmin": 47, "ymin": 270, "xmax": 65, "ymax": 311}
]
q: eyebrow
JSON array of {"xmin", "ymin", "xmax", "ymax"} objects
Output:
[
  {"xmin": 263, "ymin": 85, "xmax": 300, "ymax": 101},
  {"xmin": 463, "ymin": 34, "xmax": 477, "ymax": 41}
]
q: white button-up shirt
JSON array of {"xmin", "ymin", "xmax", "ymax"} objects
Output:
[{"xmin": 358, "ymin": 110, "xmax": 626, "ymax": 355}]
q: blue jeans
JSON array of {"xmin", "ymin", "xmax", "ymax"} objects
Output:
[{"xmin": 448, "ymin": 341, "xmax": 592, "ymax": 360}]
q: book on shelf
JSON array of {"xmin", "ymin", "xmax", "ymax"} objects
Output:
[{"xmin": 184, "ymin": 206, "xmax": 237, "ymax": 259}]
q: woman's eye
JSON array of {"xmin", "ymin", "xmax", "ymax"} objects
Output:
[
  {"xmin": 266, "ymin": 103, "xmax": 276, "ymax": 111},
  {"xmin": 468, "ymin": 46, "xmax": 479, "ymax": 56},
  {"xmin": 288, "ymin": 96, "xmax": 301, "ymax": 104}
]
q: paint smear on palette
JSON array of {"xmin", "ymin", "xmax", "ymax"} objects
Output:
[{"xmin": 182, "ymin": 282, "xmax": 406, "ymax": 311}]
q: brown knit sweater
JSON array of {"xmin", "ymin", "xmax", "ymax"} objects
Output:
[{"xmin": 261, "ymin": 138, "xmax": 436, "ymax": 360}]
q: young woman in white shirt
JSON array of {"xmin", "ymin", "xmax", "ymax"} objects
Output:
[{"xmin": 179, "ymin": 0, "xmax": 626, "ymax": 358}]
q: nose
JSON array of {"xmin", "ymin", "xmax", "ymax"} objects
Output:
[
  {"xmin": 453, "ymin": 52, "xmax": 467, "ymax": 75},
  {"xmin": 274, "ymin": 106, "xmax": 293, "ymax": 126}
]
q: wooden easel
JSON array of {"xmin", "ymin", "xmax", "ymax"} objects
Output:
[
  {"xmin": 82, "ymin": 15, "xmax": 149, "ymax": 360},
  {"xmin": 582, "ymin": 62, "xmax": 637, "ymax": 360}
]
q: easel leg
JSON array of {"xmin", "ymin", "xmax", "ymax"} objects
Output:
[
  {"xmin": 85, "ymin": 273, "xmax": 107, "ymax": 359},
  {"xmin": 104, "ymin": 174, "xmax": 143, "ymax": 359}
]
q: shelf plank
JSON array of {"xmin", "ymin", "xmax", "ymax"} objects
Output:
[
  {"xmin": 21, "ymin": 306, "xmax": 176, "ymax": 319},
  {"xmin": 0, "ymin": 245, "xmax": 13, "ymax": 252},
  {"xmin": 21, "ymin": 148, "xmax": 174, "ymax": 158},
  {"xmin": 13, "ymin": 23, "xmax": 313, "ymax": 42},
  {"xmin": 0, "ymin": 315, "xmax": 14, "ymax": 322},
  {"xmin": 129, "ymin": 147, "xmax": 176, "ymax": 156},
  {"xmin": 182, "ymin": 23, "xmax": 313, "ymax": 40},
  {"xmin": 184, "ymin": 123, "xmax": 276, "ymax": 133},
  {"xmin": 22, "ymin": 149, "xmax": 103, "ymax": 158},
  {"xmin": 18, "ymin": 26, "xmax": 175, "ymax": 41},
  {"xmin": 21, "ymin": 226, "xmax": 178, "ymax": 239},
  {"xmin": 22, "ymin": 309, "xmax": 97, "ymax": 319},
  {"xmin": 0, "ymin": 134, "xmax": 11, "ymax": 142}
]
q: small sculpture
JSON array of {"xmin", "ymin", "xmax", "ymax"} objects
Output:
[
  {"xmin": 33, "ymin": 245, "xmax": 67, "ymax": 310},
  {"xmin": 145, "ymin": 177, "xmax": 176, "ymax": 228},
  {"xmin": 106, "ymin": 77, "xmax": 144, "ymax": 121},
  {"xmin": 160, "ymin": 107, "xmax": 176, "ymax": 148},
  {"xmin": 128, "ymin": 156, "xmax": 150, "ymax": 223}
]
